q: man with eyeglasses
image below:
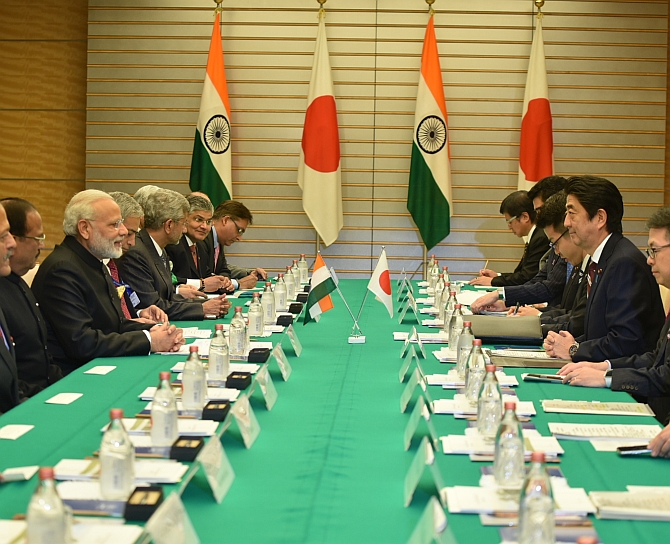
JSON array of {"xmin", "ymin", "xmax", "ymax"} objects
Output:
[
  {"xmin": 543, "ymin": 176, "xmax": 664, "ymax": 364},
  {"xmin": 32, "ymin": 190, "xmax": 184, "ymax": 375},
  {"xmin": 470, "ymin": 190, "xmax": 550, "ymax": 287},
  {"xmin": 117, "ymin": 188, "xmax": 230, "ymax": 320},
  {"xmin": 0, "ymin": 198, "xmax": 63, "ymax": 396},
  {"xmin": 166, "ymin": 195, "xmax": 232, "ymax": 294},
  {"xmin": 205, "ymin": 200, "xmax": 267, "ymax": 290},
  {"xmin": 557, "ymin": 205, "xmax": 670, "ymax": 423}
]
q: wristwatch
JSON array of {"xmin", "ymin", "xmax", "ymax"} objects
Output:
[
  {"xmin": 199, "ymin": 279, "xmax": 206, "ymax": 291},
  {"xmin": 497, "ymin": 288, "xmax": 505, "ymax": 300},
  {"xmin": 604, "ymin": 369, "xmax": 613, "ymax": 388},
  {"xmin": 569, "ymin": 342, "xmax": 580, "ymax": 358}
]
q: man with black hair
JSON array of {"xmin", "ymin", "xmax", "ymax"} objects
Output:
[
  {"xmin": 527, "ymin": 175, "xmax": 568, "ymax": 211},
  {"xmin": 545, "ymin": 175, "xmax": 664, "ymax": 362},
  {"xmin": 0, "ymin": 199, "xmax": 62, "ymax": 396},
  {"xmin": 470, "ymin": 190, "xmax": 550, "ymax": 287},
  {"xmin": 558, "ymin": 205, "xmax": 670, "ymax": 423}
]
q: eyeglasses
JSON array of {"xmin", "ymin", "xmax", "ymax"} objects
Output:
[
  {"xmin": 549, "ymin": 230, "xmax": 567, "ymax": 251},
  {"xmin": 505, "ymin": 215, "xmax": 518, "ymax": 226},
  {"xmin": 86, "ymin": 218, "xmax": 124, "ymax": 230},
  {"xmin": 231, "ymin": 219, "xmax": 245, "ymax": 235},
  {"xmin": 645, "ymin": 243, "xmax": 670, "ymax": 259},
  {"xmin": 192, "ymin": 216, "xmax": 213, "ymax": 226},
  {"xmin": 16, "ymin": 234, "xmax": 46, "ymax": 243}
]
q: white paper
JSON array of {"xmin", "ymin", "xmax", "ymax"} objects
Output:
[
  {"xmin": 451, "ymin": 290, "xmax": 485, "ymax": 307},
  {"xmin": 542, "ymin": 399, "xmax": 655, "ymax": 417},
  {"xmin": 433, "ymin": 396, "xmax": 535, "ymax": 416},
  {"xmin": 2, "ymin": 465, "xmax": 39, "ymax": 481},
  {"xmin": 427, "ymin": 370, "xmax": 518, "ymax": 388},
  {"xmin": 139, "ymin": 386, "xmax": 239, "ymax": 402},
  {"xmin": 0, "ymin": 424, "xmax": 34, "ymax": 440},
  {"xmin": 72, "ymin": 523, "xmax": 144, "ymax": 544},
  {"xmin": 84, "ymin": 366, "xmax": 116, "ymax": 375},
  {"xmin": 171, "ymin": 362, "xmax": 259, "ymax": 374},
  {"xmin": 548, "ymin": 422, "xmax": 661, "ymax": 440},
  {"xmin": 0, "ymin": 520, "xmax": 26, "ymax": 544},
  {"xmin": 394, "ymin": 331, "xmax": 449, "ymax": 344},
  {"xmin": 441, "ymin": 434, "xmax": 562, "ymax": 456},
  {"xmin": 157, "ymin": 338, "xmax": 211, "ymax": 356},
  {"xmin": 45, "ymin": 392, "xmax": 83, "ymax": 405},
  {"xmin": 180, "ymin": 327, "xmax": 212, "ymax": 339},
  {"xmin": 490, "ymin": 349, "xmax": 551, "ymax": 359},
  {"xmin": 432, "ymin": 348, "xmax": 458, "ymax": 362},
  {"xmin": 54, "ymin": 459, "xmax": 188, "ymax": 484},
  {"xmin": 101, "ymin": 418, "xmax": 218, "ymax": 437},
  {"xmin": 590, "ymin": 439, "xmax": 648, "ymax": 452}
]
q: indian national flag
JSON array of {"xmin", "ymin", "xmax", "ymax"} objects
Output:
[
  {"xmin": 518, "ymin": 15, "xmax": 553, "ymax": 191},
  {"xmin": 189, "ymin": 12, "xmax": 232, "ymax": 206},
  {"xmin": 297, "ymin": 11, "xmax": 343, "ymax": 247},
  {"xmin": 407, "ymin": 15, "xmax": 452, "ymax": 251},
  {"xmin": 303, "ymin": 253, "xmax": 336, "ymax": 325}
]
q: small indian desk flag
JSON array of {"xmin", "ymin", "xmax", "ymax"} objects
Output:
[
  {"xmin": 368, "ymin": 249, "xmax": 393, "ymax": 318},
  {"xmin": 518, "ymin": 14, "xmax": 553, "ymax": 191},
  {"xmin": 303, "ymin": 253, "xmax": 336, "ymax": 325},
  {"xmin": 407, "ymin": 14, "xmax": 452, "ymax": 252},
  {"xmin": 297, "ymin": 10, "xmax": 343, "ymax": 247},
  {"xmin": 189, "ymin": 12, "xmax": 233, "ymax": 206}
]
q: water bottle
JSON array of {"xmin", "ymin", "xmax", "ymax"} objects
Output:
[
  {"xmin": 494, "ymin": 401, "xmax": 525, "ymax": 489},
  {"xmin": 208, "ymin": 324, "xmax": 229, "ymax": 381},
  {"xmin": 298, "ymin": 254, "xmax": 309, "ymax": 284},
  {"xmin": 285, "ymin": 265, "xmax": 296, "ymax": 301},
  {"xmin": 448, "ymin": 303, "xmax": 464, "ymax": 348},
  {"xmin": 26, "ymin": 467, "xmax": 68, "ymax": 544},
  {"xmin": 182, "ymin": 345, "xmax": 205, "ymax": 412},
  {"xmin": 441, "ymin": 291, "xmax": 456, "ymax": 332},
  {"xmin": 261, "ymin": 281, "xmax": 276, "ymax": 325},
  {"xmin": 229, "ymin": 306, "xmax": 247, "ymax": 356},
  {"xmin": 434, "ymin": 273, "xmax": 445, "ymax": 310},
  {"xmin": 518, "ymin": 452, "xmax": 555, "ymax": 544},
  {"xmin": 477, "ymin": 365, "xmax": 502, "ymax": 438},
  {"xmin": 151, "ymin": 372, "xmax": 179, "ymax": 446},
  {"xmin": 99, "ymin": 408, "xmax": 135, "ymax": 500},
  {"xmin": 428, "ymin": 260, "xmax": 440, "ymax": 293},
  {"xmin": 248, "ymin": 292, "xmax": 264, "ymax": 337},
  {"xmin": 442, "ymin": 265, "xmax": 450, "ymax": 286},
  {"xmin": 274, "ymin": 273, "xmax": 288, "ymax": 312},
  {"xmin": 464, "ymin": 339, "xmax": 486, "ymax": 402},
  {"xmin": 456, "ymin": 321, "xmax": 474, "ymax": 378},
  {"xmin": 292, "ymin": 259, "xmax": 300, "ymax": 281}
]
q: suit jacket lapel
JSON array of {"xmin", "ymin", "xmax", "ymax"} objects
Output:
[{"xmin": 140, "ymin": 230, "xmax": 173, "ymax": 295}]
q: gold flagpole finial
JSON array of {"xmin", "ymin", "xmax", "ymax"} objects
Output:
[
  {"xmin": 317, "ymin": 0, "xmax": 326, "ymax": 19},
  {"xmin": 213, "ymin": 0, "xmax": 224, "ymax": 15},
  {"xmin": 535, "ymin": 0, "xmax": 544, "ymax": 19},
  {"xmin": 426, "ymin": 0, "xmax": 435, "ymax": 16}
]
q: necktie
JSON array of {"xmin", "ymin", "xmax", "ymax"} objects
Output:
[
  {"xmin": 587, "ymin": 260, "xmax": 598, "ymax": 297},
  {"xmin": 0, "ymin": 324, "xmax": 10, "ymax": 351},
  {"xmin": 214, "ymin": 244, "xmax": 220, "ymax": 268},
  {"xmin": 190, "ymin": 244, "xmax": 198, "ymax": 268},
  {"xmin": 161, "ymin": 250, "xmax": 169, "ymax": 272},
  {"xmin": 108, "ymin": 260, "xmax": 132, "ymax": 320},
  {"xmin": 521, "ymin": 243, "xmax": 528, "ymax": 260}
]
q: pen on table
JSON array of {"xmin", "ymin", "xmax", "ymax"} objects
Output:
[
  {"xmin": 513, "ymin": 302, "xmax": 520, "ymax": 315},
  {"xmin": 484, "ymin": 260, "xmax": 489, "ymax": 271}
]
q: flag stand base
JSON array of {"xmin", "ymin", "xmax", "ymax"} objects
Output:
[{"xmin": 348, "ymin": 335, "xmax": 366, "ymax": 344}]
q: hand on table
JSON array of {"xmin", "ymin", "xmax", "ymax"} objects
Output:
[
  {"xmin": 137, "ymin": 305, "xmax": 168, "ymax": 324},
  {"xmin": 470, "ymin": 291, "xmax": 499, "ymax": 313},
  {"xmin": 543, "ymin": 330, "xmax": 575, "ymax": 360},
  {"xmin": 149, "ymin": 323, "xmax": 184, "ymax": 352},
  {"xmin": 202, "ymin": 295, "xmax": 230, "ymax": 318},
  {"xmin": 178, "ymin": 284, "xmax": 207, "ymax": 299},
  {"xmin": 649, "ymin": 425, "xmax": 670, "ymax": 458},
  {"xmin": 506, "ymin": 306, "xmax": 540, "ymax": 317}
]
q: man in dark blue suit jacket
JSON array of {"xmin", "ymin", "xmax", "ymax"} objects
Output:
[{"xmin": 544, "ymin": 176, "xmax": 664, "ymax": 362}]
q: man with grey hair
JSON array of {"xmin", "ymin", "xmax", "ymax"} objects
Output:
[
  {"xmin": 32, "ymin": 190, "xmax": 184, "ymax": 375},
  {"xmin": 166, "ymin": 194, "xmax": 232, "ymax": 293},
  {"xmin": 133, "ymin": 185, "xmax": 160, "ymax": 224},
  {"xmin": 117, "ymin": 188, "xmax": 229, "ymax": 320}
]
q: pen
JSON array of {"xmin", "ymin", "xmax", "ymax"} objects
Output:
[{"xmin": 513, "ymin": 302, "xmax": 520, "ymax": 315}]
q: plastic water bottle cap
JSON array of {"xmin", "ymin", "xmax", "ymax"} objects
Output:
[
  {"xmin": 530, "ymin": 451, "xmax": 545, "ymax": 463},
  {"xmin": 159, "ymin": 371, "xmax": 171, "ymax": 381},
  {"xmin": 215, "ymin": 324, "xmax": 224, "ymax": 331},
  {"xmin": 455, "ymin": 304, "xmax": 462, "ymax": 309},
  {"xmin": 110, "ymin": 408, "xmax": 124, "ymax": 419},
  {"xmin": 504, "ymin": 401, "xmax": 516, "ymax": 410},
  {"xmin": 485, "ymin": 364, "xmax": 496, "ymax": 372},
  {"xmin": 235, "ymin": 306, "xmax": 243, "ymax": 312},
  {"xmin": 473, "ymin": 339, "xmax": 483, "ymax": 346},
  {"xmin": 189, "ymin": 345, "xmax": 199, "ymax": 353},
  {"xmin": 463, "ymin": 321, "xmax": 472, "ymax": 327},
  {"xmin": 39, "ymin": 467, "xmax": 55, "ymax": 480}
]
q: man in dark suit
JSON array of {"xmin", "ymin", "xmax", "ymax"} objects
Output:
[
  {"xmin": 558, "ymin": 206, "xmax": 670, "ymax": 422},
  {"xmin": 0, "ymin": 198, "xmax": 62, "ymax": 396},
  {"xmin": 32, "ymin": 190, "xmax": 184, "ymax": 375},
  {"xmin": 0, "ymin": 204, "xmax": 21, "ymax": 414},
  {"xmin": 166, "ymin": 194, "xmax": 231, "ymax": 293},
  {"xmin": 203, "ymin": 200, "xmax": 267, "ymax": 290},
  {"xmin": 545, "ymin": 176, "xmax": 665, "ymax": 362},
  {"xmin": 116, "ymin": 189, "xmax": 229, "ymax": 320},
  {"xmin": 470, "ymin": 190, "xmax": 550, "ymax": 287}
]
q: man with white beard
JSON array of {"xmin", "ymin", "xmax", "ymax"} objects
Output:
[{"xmin": 32, "ymin": 190, "xmax": 184, "ymax": 375}]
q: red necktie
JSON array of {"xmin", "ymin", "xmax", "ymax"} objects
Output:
[
  {"xmin": 190, "ymin": 244, "xmax": 198, "ymax": 268},
  {"xmin": 214, "ymin": 244, "xmax": 220, "ymax": 268},
  {"xmin": 108, "ymin": 260, "xmax": 132, "ymax": 320},
  {"xmin": 587, "ymin": 261, "xmax": 598, "ymax": 297}
]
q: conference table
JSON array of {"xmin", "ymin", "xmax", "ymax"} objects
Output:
[{"xmin": 0, "ymin": 280, "xmax": 669, "ymax": 543}]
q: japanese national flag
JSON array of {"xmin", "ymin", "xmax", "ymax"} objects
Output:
[{"xmin": 368, "ymin": 249, "xmax": 393, "ymax": 318}]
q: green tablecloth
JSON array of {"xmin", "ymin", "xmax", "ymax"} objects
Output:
[{"xmin": 0, "ymin": 280, "xmax": 668, "ymax": 543}]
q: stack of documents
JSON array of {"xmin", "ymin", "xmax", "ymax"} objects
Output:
[
  {"xmin": 426, "ymin": 370, "xmax": 518, "ymax": 389},
  {"xmin": 100, "ymin": 418, "xmax": 218, "ymax": 437},
  {"xmin": 138, "ymin": 386, "xmax": 239, "ymax": 402},
  {"xmin": 394, "ymin": 331, "xmax": 448, "ymax": 344},
  {"xmin": 433, "ymin": 394, "xmax": 536, "ymax": 417},
  {"xmin": 171, "ymin": 361, "xmax": 259, "ymax": 374},
  {"xmin": 441, "ymin": 431, "xmax": 563, "ymax": 457},
  {"xmin": 589, "ymin": 487, "xmax": 670, "ymax": 521},
  {"xmin": 432, "ymin": 348, "xmax": 459, "ymax": 362},
  {"xmin": 542, "ymin": 400, "xmax": 656, "ymax": 417},
  {"xmin": 54, "ymin": 459, "xmax": 188, "ymax": 484},
  {"xmin": 548, "ymin": 423, "xmax": 661, "ymax": 441},
  {"xmin": 0, "ymin": 519, "xmax": 144, "ymax": 544}
]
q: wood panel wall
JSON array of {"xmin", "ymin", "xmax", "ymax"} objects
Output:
[{"xmin": 0, "ymin": 1, "xmax": 88, "ymax": 258}]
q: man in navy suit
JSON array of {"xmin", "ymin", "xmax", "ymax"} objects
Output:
[
  {"xmin": 558, "ymin": 206, "xmax": 670, "ymax": 422},
  {"xmin": 0, "ymin": 204, "xmax": 23, "ymax": 413},
  {"xmin": 544, "ymin": 176, "xmax": 664, "ymax": 362}
]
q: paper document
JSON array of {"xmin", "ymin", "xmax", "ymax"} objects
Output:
[
  {"xmin": 542, "ymin": 400, "xmax": 656, "ymax": 417},
  {"xmin": 2, "ymin": 465, "xmax": 38, "ymax": 481},
  {"xmin": 394, "ymin": 332, "xmax": 449, "ymax": 344},
  {"xmin": 157, "ymin": 338, "xmax": 211, "ymax": 356},
  {"xmin": 432, "ymin": 348, "xmax": 458, "ymax": 363},
  {"xmin": 441, "ymin": 434, "xmax": 563, "ymax": 456},
  {"xmin": 589, "ymin": 490, "xmax": 670, "ymax": 521},
  {"xmin": 171, "ymin": 361, "xmax": 259, "ymax": 374},
  {"xmin": 0, "ymin": 424, "xmax": 34, "ymax": 440},
  {"xmin": 433, "ymin": 395, "xmax": 535, "ymax": 417},
  {"xmin": 101, "ymin": 418, "xmax": 218, "ymax": 437},
  {"xmin": 54, "ymin": 459, "xmax": 188, "ymax": 484},
  {"xmin": 548, "ymin": 423, "xmax": 661, "ymax": 441},
  {"xmin": 139, "ymin": 386, "xmax": 239, "ymax": 403},
  {"xmin": 180, "ymin": 327, "xmax": 212, "ymax": 339},
  {"xmin": 452, "ymin": 290, "xmax": 485, "ymax": 307},
  {"xmin": 84, "ymin": 366, "xmax": 116, "ymax": 375},
  {"xmin": 426, "ymin": 370, "xmax": 518, "ymax": 389},
  {"xmin": 490, "ymin": 349, "xmax": 550, "ymax": 359},
  {"xmin": 45, "ymin": 392, "xmax": 83, "ymax": 405}
]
